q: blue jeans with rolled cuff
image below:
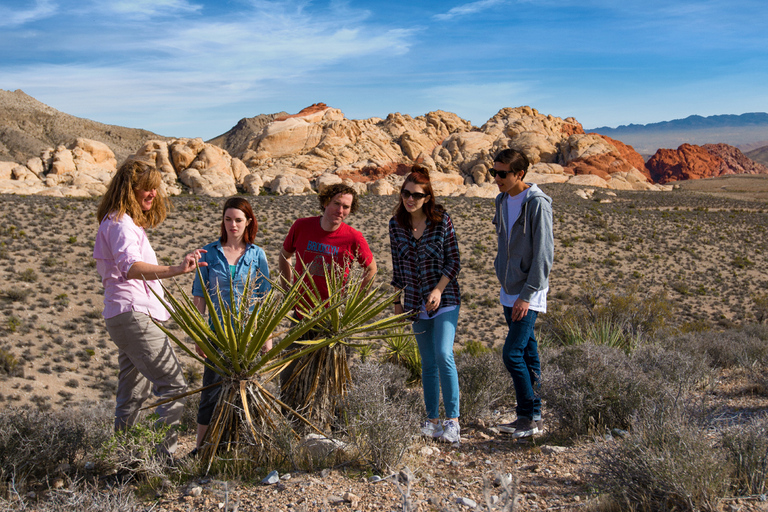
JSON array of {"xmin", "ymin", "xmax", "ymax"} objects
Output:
[
  {"xmin": 502, "ymin": 307, "xmax": 541, "ymax": 421},
  {"xmin": 412, "ymin": 306, "xmax": 461, "ymax": 420}
]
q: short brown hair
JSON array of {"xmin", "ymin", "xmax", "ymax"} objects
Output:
[
  {"xmin": 220, "ymin": 197, "xmax": 258, "ymax": 244},
  {"xmin": 318, "ymin": 183, "xmax": 359, "ymax": 215}
]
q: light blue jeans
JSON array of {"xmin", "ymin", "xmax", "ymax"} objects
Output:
[{"xmin": 412, "ymin": 306, "xmax": 460, "ymax": 420}]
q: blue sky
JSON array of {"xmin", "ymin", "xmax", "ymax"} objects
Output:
[{"xmin": 1, "ymin": 0, "xmax": 766, "ymax": 139}]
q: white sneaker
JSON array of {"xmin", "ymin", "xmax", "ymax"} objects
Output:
[
  {"xmin": 439, "ymin": 419, "xmax": 461, "ymax": 444},
  {"xmin": 421, "ymin": 420, "xmax": 444, "ymax": 439}
]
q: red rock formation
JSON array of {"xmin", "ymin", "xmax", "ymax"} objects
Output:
[
  {"xmin": 336, "ymin": 162, "xmax": 411, "ymax": 183},
  {"xmin": 596, "ymin": 135, "xmax": 651, "ymax": 181},
  {"xmin": 703, "ymin": 143, "xmax": 768, "ymax": 175},
  {"xmin": 565, "ymin": 153, "xmax": 631, "ymax": 180},
  {"xmin": 274, "ymin": 103, "xmax": 329, "ymax": 122},
  {"xmin": 647, "ymin": 144, "xmax": 724, "ymax": 183},
  {"xmin": 560, "ymin": 121, "xmax": 585, "ymax": 137}
]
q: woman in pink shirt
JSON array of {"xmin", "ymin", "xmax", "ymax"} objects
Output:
[{"xmin": 93, "ymin": 160, "xmax": 206, "ymax": 456}]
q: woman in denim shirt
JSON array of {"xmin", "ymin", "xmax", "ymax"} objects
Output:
[{"xmin": 191, "ymin": 197, "xmax": 270, "ymax": 453}]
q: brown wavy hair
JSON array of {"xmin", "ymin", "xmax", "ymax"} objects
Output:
[
  {"xmin": 318, "ymin": 183, "xmax": 359, "ymax": 215},
  {"xmin": 96, "ymin": 160, "xmax": 170, "ymax": 228},
  {"xmin": 393, "ymin": 165, "xmax": 445, "ymax": 230},
  {"xmin": 220, "ymin": 196, "xmax": 258, "ymax": 245}
]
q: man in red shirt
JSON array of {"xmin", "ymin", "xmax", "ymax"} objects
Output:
[{"xmin": 278, "ymin": 183, "xmax": 377, "ymax": 299}]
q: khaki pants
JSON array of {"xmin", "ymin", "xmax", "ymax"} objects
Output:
[{"xmin": 105, "ymin": 311, "xmax": 187, "ymax": 454}]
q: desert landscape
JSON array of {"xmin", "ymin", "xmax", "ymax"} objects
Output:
[{"xmin": 0, "ymin": 177, "xmax": 767, "ymax": 511}]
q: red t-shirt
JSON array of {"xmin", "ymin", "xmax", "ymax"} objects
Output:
[{"xmin": 283, "ymin": 217, "xmax": 373, "ymax": 303}]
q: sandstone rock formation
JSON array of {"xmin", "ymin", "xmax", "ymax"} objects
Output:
[
  {"xmin": 0, "ymin": 99, "xmax": 676, "ymax": 197},
  {"xmin": 647, "ymin": 143, "xmax": 768, "ymax": 183}
]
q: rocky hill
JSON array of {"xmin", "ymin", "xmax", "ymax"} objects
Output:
[
  {"xmin": 0, "ymin": 89, "xmax": 169, "ymax": 165},
  {"xmin": 745, "ymin": 144, "xmax": 768, "ymax": 167},
  {"xmin": 3, "ymin": 93, "xmax": 768, "ymax": 198}
]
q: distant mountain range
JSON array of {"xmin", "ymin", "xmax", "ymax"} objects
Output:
[{"xmin": 588, "ymin": 113, "xmax": 768, "ymax": 157}]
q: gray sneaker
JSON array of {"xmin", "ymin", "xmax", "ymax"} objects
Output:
[
  {"xmin": 498, "ymin": 417, "xmax": 539, "ymax": 438},
  {"xmin": 440, "ymin": 419, "xmax": 461, "ymax": 444},
  {"xmin": 421, "ymin": 420, "xmax": 444, "ymax": 439}
]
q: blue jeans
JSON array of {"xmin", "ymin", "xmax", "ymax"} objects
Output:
[
  {"xmin": 412, "ymin": 307, "xmax": 460, "ymax": 420},
  {"xmin": 502, "ymin": 307, "xmax": 541, "ymax": 420}
]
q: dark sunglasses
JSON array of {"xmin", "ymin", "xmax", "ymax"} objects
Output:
[
  {"xmin": 489, "ymin": 168, "xmax": 514, "ymax": 179},
  {"xmin": 401, "ymin": 190, "xmax": 428, "ymax": 200}
]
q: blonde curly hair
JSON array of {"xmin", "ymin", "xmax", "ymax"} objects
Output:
[{"xmin": 96, "ymin": 160, "xmax": 170, "ymax": 228}]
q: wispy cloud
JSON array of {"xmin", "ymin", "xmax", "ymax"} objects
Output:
[
  {"xmin": 433, "ymin": 0, "xmax": 508, "ymax": 21},
  {"xmin": 103, "ymin": 0, "xmax": 202, "ymax": 17},
  {"xmin": 0, "ymin": 0, "xmax": 57, "ymax": 28}
]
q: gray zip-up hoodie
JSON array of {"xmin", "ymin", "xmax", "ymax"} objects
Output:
[{"xmin": 492, "ymin": 184, "xmax": 554, "ymax": 303}]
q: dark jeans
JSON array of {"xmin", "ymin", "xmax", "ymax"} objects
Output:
[{"xmin": 502, "ymin": 307, "xmax": 541, "ymax": 420}]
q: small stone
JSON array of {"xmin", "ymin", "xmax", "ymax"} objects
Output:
[
  {"xmin": 369, "ymin": 475, "xmax": 382, "ymax": 483},
  {"xmin": 188, "ymin": 486, "xmax": 202, "ymax": 497},
  {"xmin": 611, "ymin": 428, "xmax": 629, "ymax": 438},
  {"xmin": 262, "ymin": 470, "xmax": 280, "ymax": 485},
  {"xmin": 84, "ymin": 461, "xmax": 95, "ymax": 471},
  {"xmin": 320, "ymin": 468, "xmax": 331, "ymax": 478},
  {"xmin": 280, "ymin": 473, "xmax": 291, "ymax": 480},
  {"xmin": 420, "ymin": 446, "xmax": 434, "ymax": 456},
  {"xmin": 343, "ymin": 492, "xmax": 360, "ymax": 505},
  {"xmin": 540, "ymin": 445, "xmax": 568, "ymax": 455},
  {"xmin": 456, "ymin": 497, "xmax": 477, "ymax": 508},
  {"xmin": 52, "ymin": 478, "xmax": 64, "ymax": 489}
]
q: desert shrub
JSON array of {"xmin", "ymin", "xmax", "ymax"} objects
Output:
[
  {"xmin": 2, "ymin": 288, "xmax": 31, "ymax": 303},
  {"xmin": 669, "ymin": 324, "xmax": 768, "ymax": 369},
  {"xmin": 541, "ymin": 344, "xmax": 655, "ymax": 437},
  {"xmin": 722, "ymin": 414, "xmax": 768, "ymax": 496},
  {"xmin": 0, "ymin": 348, "xmax": 23, "ymax": 377},
  {"xmin": 629, "ymin": 344, "xmax": 714, "ymax": 393},
  {"xmin": 541, "ymin": 281, "xmax": 672, "ymax": 351},
  {"xmin": 18, "ymin": 269, "xmax": 38, "ymax": 283},
  {"xmin": 341, "ymin": 361, "xmax": 420, "ymax": 473},
  {"xmin": 754, "ymin": 293, "xmax": 768, "ymax": 324},
  {"xmin": 456, "ymin": 351, "xmax": 513, "ymax": 420},
  {"xmin": 0, "ymin": 403, "xmax": 112, "ymax": 484},
  {"xmin": 592, "ymin": 402, "xmax": 732, "ymax": 512},
  {"xmin": 97, "ymin": 414, "xmax": 174, "ymax": 482},
  {"xmin": 0, "ymin": 480, "xmax": 138, "ymax": 511}
]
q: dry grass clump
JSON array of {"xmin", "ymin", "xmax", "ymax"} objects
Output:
[
  {"xmin": 0, "ymin": 480, "xmax": 138, "ymax": 512},
  {"xmin": 340, "ymin": 361, "xmax": 421, "ymax": 474},
  {"xmin": 592, "ymin": 402, "xmax": 732, "ymax": 512},
  {"xmin": 0, "ymin": 403, "xmax": 112, "ymax": 485},
  {"xmin": 722, "ymin": 414, "xmax": 768, "ymax": 496},
  {"xmin": 669, "ymin": 323, "xmax": 768, "ymax": 369}
]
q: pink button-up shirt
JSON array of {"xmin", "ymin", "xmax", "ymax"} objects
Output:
[{"xmin": 93, "ymin": 213, "xmax": 170, "ymax": 321}]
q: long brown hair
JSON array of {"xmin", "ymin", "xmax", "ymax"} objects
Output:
[
  {"xmin": 96, "ymin": 160, "xmax": 169, "ymax": 228},
  {"xmin": 393, "ymin": 165, "xmax": 445, "ymax": 230},
  {"xmin": 220, "ymin": 197, "xmax": 258, "ymax": 245}
]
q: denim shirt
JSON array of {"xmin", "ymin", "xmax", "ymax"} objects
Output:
[{"xmin": 192, "ymin": 240, "xmax": 271, "ymax": 322}]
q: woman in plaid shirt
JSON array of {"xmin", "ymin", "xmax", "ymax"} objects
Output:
[{"xmin": 389, "ymin": 165, "xmax": 462, "ymax": 444}]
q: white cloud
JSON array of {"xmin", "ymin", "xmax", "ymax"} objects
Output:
[
  {"xmin": 433, "ymin": 0, "xmax": 508, "ymax": 21},
  {"xmin": 104, "ymin": 0, "xmax": 202, "ymax": 17},
  {"xmin": 0, "ymin": 0, "xmax": 57, "ymax": 28}
]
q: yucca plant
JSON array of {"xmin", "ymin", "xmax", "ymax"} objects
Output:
[
  {"xmin": 149, "ymin": 267, "xmax": 355, "ymax": 471},
  {"xmin": 383, "ymin": 326, "xmax": 422, "ymax": 385},
  {"xmin": 279, "ymin": 260, "xmax": 411, "ymax": 430}
]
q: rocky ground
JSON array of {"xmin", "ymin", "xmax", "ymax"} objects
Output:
[{"xmin": 1, "ymin": 178, "xmax": 768, "ymax": 510}]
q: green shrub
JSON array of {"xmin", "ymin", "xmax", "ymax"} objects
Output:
[
  {"xmin": 383, "ymin": 326, "xmax": 422, "ymax": 384},
  {"xmin": 0, "ymin": 347, "xmax": 23, "ymax": 377},
  {"xmin": 456, "ymin": 351, "xmax": 513, "ymax": 420},
  {"xmin": 592, "ymin": 403, "xmax": 732, "ymax": 511},
  {"xmin": 19, "ymin": 268, "xmax": 38, "ymax": 283}
]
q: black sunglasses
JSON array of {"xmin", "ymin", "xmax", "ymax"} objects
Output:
[
  {"xmin": 401, "ymin": 190, "xmax": 428, "ymax": 200},
  {"xmin": 489, "ymin": 168, "xmax": 515, "ymax": 179}
]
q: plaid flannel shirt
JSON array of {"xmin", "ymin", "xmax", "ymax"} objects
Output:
[{"xmin": 389, "ymin": 211, "xmax": 461, "ymax": 314}]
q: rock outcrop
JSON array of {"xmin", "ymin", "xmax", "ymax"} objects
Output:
[
  {"xmin": 647, "ymin": 143, "xmax": 768, "ymax": 183},
  {"xmin": 1, "ymin": 100, "xmax": 675, "ymax": 197}
]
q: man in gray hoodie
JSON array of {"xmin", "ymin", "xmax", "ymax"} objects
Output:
[{"xmin": 490, "ymin": 149, "xmax": 554, "ymax": 439}]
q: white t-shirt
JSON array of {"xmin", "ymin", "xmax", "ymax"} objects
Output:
[{"xmin": 499, "ymin": 189, "xmax": 548, "ymax": 313}]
